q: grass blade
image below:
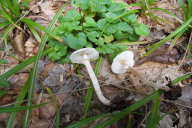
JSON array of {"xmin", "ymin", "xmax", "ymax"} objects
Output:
[
  {"xmin": 6, "ymin": 71, "xmax": 31, "ymax": 128},
  {"xmin": 188, "ymin": 0, "xmax": 192, "ymax": 17},
  {"xmin": 26, "ymin": 24, "xmax": 42, "ymax": 43},
  {"xmin": 0, "ymin": 21, "xmax": 11, "ymax": 28},
  {"xmin": 13, "ymin": 0, "xmax": 20, "ymax": 17},
  {"xmin": 82, "ymin": 55, "xmax": 102, "ymax": 119},
  {"xmin": 23, "ymin": 1, "xmax": 70, "ymax": 127},
  {"xmin": 0, "ymin": 48, "xmax": 54, "ymax": 81},
  {"xmin": 66, "ymin": 113, "xmax": 116, "ymax": 128},
  {"xmin": 46, "ymin": 87, "xmax": 60, "ymax": 128},
  {"xmin": 146, "ymin": 88, "xmax": 160, "ymax": 128},
  {"xmin": 0, "ymin": 102, "xmax": 51, "ymax": 113},
  {"xmin": 178, "ymin": 0, "xmax": 189, "ymax": 21},
  {"xmin": 4, "ymin": 0, "xmax": 19, "ymax": 17},
  {"xmin": 143, "ymin": 16, "xmax": 192, "ymax": 58}
]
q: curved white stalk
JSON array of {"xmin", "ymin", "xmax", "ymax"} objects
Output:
[{"xmin": 81, "ymin": 54, "xmax": 111, "ymax": 105}]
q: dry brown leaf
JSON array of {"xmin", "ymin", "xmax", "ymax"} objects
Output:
[
  {"xmin": 10, "ymin": 31, "xmax": 25, "ymax": 59},
  {"xmin": 33, "ymin": 46, "xmax": 39, "ymax": 55},
  {"xmin": 0, "ymin": 94, "xmax": 13, "ymax": 105},
  {"xmin": 28, "ymin": 0, "xmax": 40, "ymax": 13},
  {"xmin": 0, "ymin": 113, "xmax": 9, "ymax": 122},
  {"xmin": 39, "ymin": 62, "xmax": 55, "ymax": 80},
  {"xmin": 39, "ymin": 1, "xmax": 56, "ymax": 15},
  {"xmin": 6, "ymin": 56, "xmax": 19, "ymax": 64},
  {"xmin": 28, "ymin": 120, "xmax": 51, "ymax": 128},
  {"xmin": 39, "ymin": 97, "xmax": 56, "ymax": 119},
  {"xmin": 16, "ymin": 110, "xmax": 25, "ymax": 127},
  {"xmin": 29, "ymin": 107, "xmax": 40, "ymax": 125}
]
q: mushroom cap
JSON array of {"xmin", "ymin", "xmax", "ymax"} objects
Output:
[
  {"xmin": 70, "ymin": 48, "xmax": 99, "ymax": 64},
  {"xmin": 111, "ymin": 51, "xmax": 135, "ymax": 74}
]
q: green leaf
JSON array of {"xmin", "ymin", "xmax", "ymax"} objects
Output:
[
  {"xmin": 85, "ymin": 42, "xmax": 93, "ymax": 48},
  {"xmin": 0, "ymin": 59, "xmax": 8, "ymax": 64},
  {"xmin": 87, "ymin": 31, "xmax": 99, "ymax": 42},
  {"xmin": 71, "ymin": 0, "xmax": 89, "ymax": 9},
  {"xmin": 58, "ymin": 15, "xmax": 65, "ymax": 23},
  {"xmin": 48, "ymin": 40, "xmax": 67, "ymax": 61},
  {"xmin": 105, "ymin": 12, "xmax": 121, "ymax": 23},
  {"xmin": 88, "ymin": 0, "xmax": 111, "ymax": 12},
  {"xmin": 0, "ymin": 80, "xmax": 9, "ymax": 87},
  {"xmin": 107, "ymin": 3, "xmax": 125, "ymax": 15},
  {"xmin": 104, "ymin": 24, "xmax": 117, "ymax": 35},
  {"xmin": 95, "ymin": 37, "xmax": 104, "ymax": 46},
  {"xmin": 122, "ymin": 11, "xmax": 137, "ymax": 23},
  {"xmin": 72, "ymin": 21, "xmax": 82, "ymax": 30},
  {"xmin": 67, "ymin": 32, "xmax": 87, "ymax": 50},
  {"xmin": 57, "ymin": 52, "xmax": 71, "ymax": 64},
  {"xmin": 116, "ymin": 22, "xmax": 133, "ymax": 32},
  {"xmin": 97, "ymin": 19, "xmax": 107, "ymax": 30},
  {"xmin": 57, "ymin": 22, "xmax": 73, "ymax": 36},
  {"xmin": 64, "ymin": 9, "xmax": 81, "ymax": 22},
  {"xmin": 0, "ymin": 89, "xmax": 5, "ymax": 98},
  {"xmin": 102, "ymin": 45, "xmax": 107, "ymax": 54},
  {"xmin": 83, "ymin": 17, "xmax": 97, "ymax": 27},
  {"xmin": 106, "ymin": 43, "xmax": 116, "ymax": 54},
  {"xmin": 135, "ymin": 24, "xmax": 149, "ymax": 37},
  {"xmin": 0, "ymin": 34, "xmax": 4, "ymax": 37},
  {"xmin": 104, "ymin": 35, "xmax": 114, "ymax": 43},
  {"xmin": 81, "ymin": 9, "xmax": 96, "ymax": 17},
  {"xmin": 114, "ymin": 30, "xmax": 124, "ymax": 39},
  {"xmin": 128, "ymin": 31, "xmax": 140, "ymax": 41}
]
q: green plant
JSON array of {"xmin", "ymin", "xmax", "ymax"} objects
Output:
[{"xmin": 47, "ymin": 0, "xmax": 149, "ymax": 63}]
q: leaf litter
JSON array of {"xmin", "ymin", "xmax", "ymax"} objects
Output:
[{"xmin": 0, "ymin": 0, "xmax": 192, "ymax": 127}]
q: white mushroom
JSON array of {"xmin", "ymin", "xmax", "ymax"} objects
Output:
[
  {"xmin": 111, "ymin": 51, "xmax": 170, "ymax": 91},
  {"xmin": 70, "ymin": 48, "xmax": 111, "ymax": 105}
]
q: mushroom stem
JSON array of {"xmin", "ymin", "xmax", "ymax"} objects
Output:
[
  {"xmin": 128, "ymin": 67, "xmax": 171, "ymax": 91},
  {"xmin": 81, "ymin": 57, "xmax": 111, "ymax": 105}
]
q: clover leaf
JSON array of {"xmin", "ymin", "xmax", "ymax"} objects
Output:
[
  {"xmin": 57, "ymin": 22, "xmax": 73, "ymax": 36},
  {"xmin": 67, "ymin": 32, "xmax": 87, "ymax": 50},
  {"xmin": 104, "ymin": 24, "xmax": 117, "ymax": 35},
  {"xmin": 105, "ymin": 12, "xmax": 120, "ymax": 23},
  {"xmin": 88, "ymin": 0, "xmax": 111, "ymax": 12},
  {"xmin": 81, "ymin": 9, "xmax": 96, "ymax": 17},
  {"xmin": 0, "ymin": 59, "xmax": 8, "ymax": 64},
  {"xmin": 57, "ymin": 52, "xmax": 71, "ymax": 64},
  {"xmin": 109, "ymin": 52, "xmax": 119, "ymax": 62},
  {"xmin": 64, "ymin": 9, "xmax": 81, "ymax": 22},
  {"xmin": 114, "ymin": 30, "xmax": 124, "ymax": 39},
  {"xmin": 97, "ymin": 19, "xmax": 107, "ymax": 30},
  {"xmin": 71, "ymin": 0, "xmax": 89, "ymax": 9},
  {"xmin": 107, "ymin": 3, "xmax": 125, "ymax": 15},
  {"xmin": 104, "ymin": 35, "xmax": 114, "ymax": 43},
  {"xmin": 72, "ymin": 21, "xmax": 82, "ymax": 30},
  {"xmin": 96, "ymin": 45, "xmax": 107, "ymax": 54},
  {"xmin": 58, "ymin": 15, "xmax": 65, "ymax": 23},
  {"xmin": 95, "ymin": 38, "xmax": 104, "ymax": 46},
  {"xmin": 87, "ymin": 31, "xmax": 99, "ymax": 42},
  {"xmin": 128, "ymin": 31, "xmax": 140, "ymax": 41},
  {"xmin": 135, "ymin": 24, "xmax": 149, "ymax": 37},
  {"xmin": 83, "ymin": 17, "xmax": 97, "ymax": 27},
  {"xmin": 116, "ymin": 22, "xmax": 133, "ymax": 32},
  {"xmin": 106, "ymin": 43, "xmax": 116, "ymax": 54},
  {"xmin": 85, "ymin": 42, "xmax": 93, "ymax": 48},
  {"xmin": 0, "ymin": 80, "xmax": 9, "ymax": 87},
  {"xmin": 48, "ymin": 45, "xmax": 67, "ymax": 61},
  {"xmin": 122, "ymin": 11, "xmax": 137, "ymax": 23}
]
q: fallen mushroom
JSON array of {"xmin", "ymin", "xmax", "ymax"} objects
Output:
[
  {"xmin": 70, "ymin": 48, "xmax": 111, "ymax": 105},
  {"xmin": 111, "ymin": 51, "xmax": 170, "ymax": 91}
]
